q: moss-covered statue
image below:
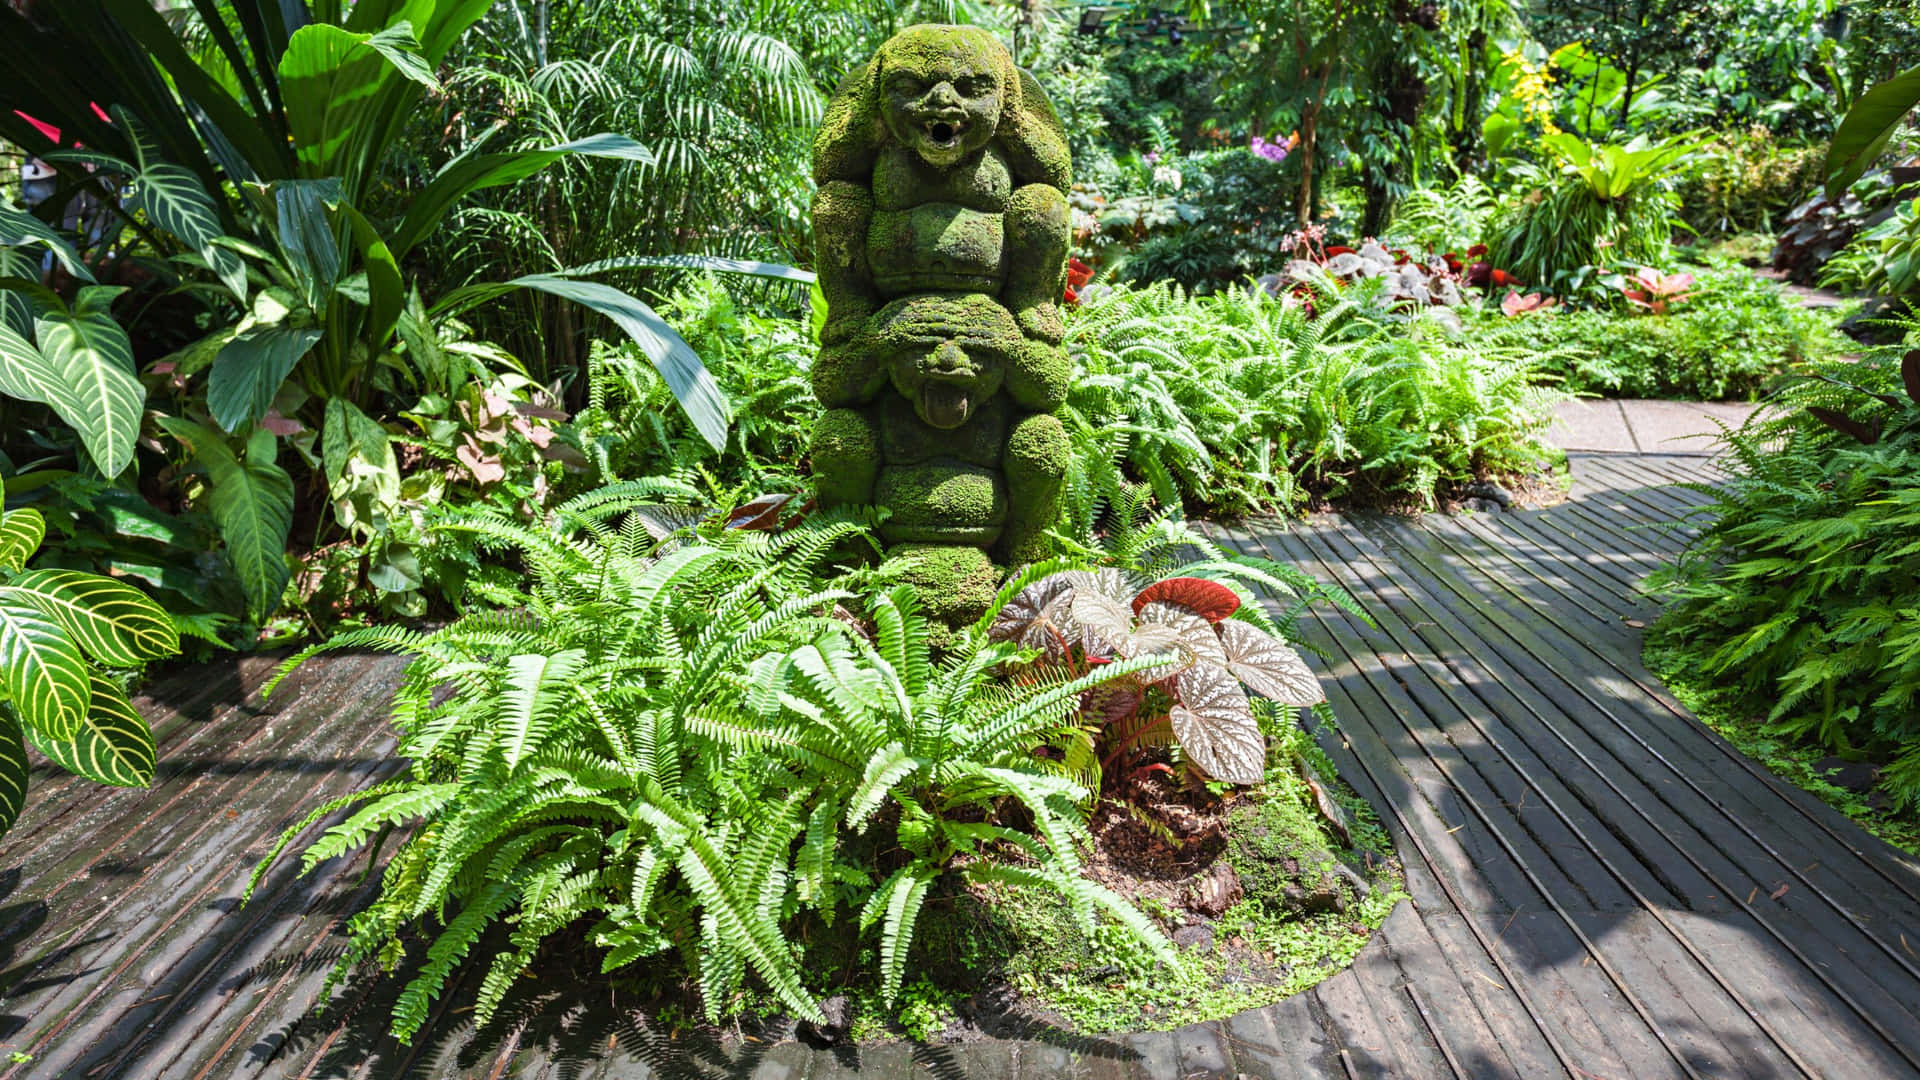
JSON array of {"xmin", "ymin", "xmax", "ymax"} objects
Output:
[{"xmin": 809, "ymin": 24, "xmax": 1073, "ymax": 622}]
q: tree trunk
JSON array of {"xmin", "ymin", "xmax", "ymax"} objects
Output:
[{"xmin": 1295, "ymin": 104, "xmax": 1319, "ymax": 227}]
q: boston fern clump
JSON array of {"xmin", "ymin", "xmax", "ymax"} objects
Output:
[
  {"xmin": 249, "ymin": 486, "xmax": 1173, "ymax": 1041},
  {"xmin": 1649, "ymin": 342, "xmax": 1920, "ymax": 809},
  {"xmin": 1062, "ymin": 282, "xmax": 1559, "ymax": 515}
]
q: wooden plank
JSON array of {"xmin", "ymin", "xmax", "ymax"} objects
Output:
[
  {"xmin": 1307, "ymin": 517, "xmax": 1920, "ymax": 1070},
  {"xmin": 0, "ymin": 655, "xmax": 404, "ymax": 1079}
]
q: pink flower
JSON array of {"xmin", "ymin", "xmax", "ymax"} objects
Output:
[{"xmin": 1250, "ymin": 135, "xmax": 1288, "ymax": 163}]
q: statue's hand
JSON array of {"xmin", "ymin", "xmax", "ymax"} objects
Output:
[{"xmin": 1014, "ymin": 301, "xmax": 1064, "ymax": 346}]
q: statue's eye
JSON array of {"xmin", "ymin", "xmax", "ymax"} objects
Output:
[
  {"xmin": 888, "ymin": 76, "xmax": 925, "ymax": 97},
  {"xmin": 958, "ymin": 77, "xmax": 991, "ymax": 96}
]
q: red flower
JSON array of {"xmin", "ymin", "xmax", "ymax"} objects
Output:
[
  {"xmin": 1066, "ymin": 256, "xmax": 1094, "ymax": 287},
  {"xmin": 1064, "ymin": 285, "xmax": 1080, "ymax": 306}
]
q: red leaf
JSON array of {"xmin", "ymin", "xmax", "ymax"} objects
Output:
[
  {"xmin": 1466, "ymin": 243, "xmax": 1488, "ymax": 257},
  {"xmin": 1324, "ymin": 245, "xmax": 1356, "ymax": 258},
  {"xmin": 726, "ymin": 492, "xmax": 794, "ymax": 530},
  {"xmin": 1067, "ymin": 256, "xmax": 1095, "ymax": 287},
  {"xmin": 1131, "ymin": 577, "xmax": 1240, "ymax": 622}
]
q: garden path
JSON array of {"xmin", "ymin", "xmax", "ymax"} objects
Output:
[{"xmin": 1, "ymin": 450, "xmax": 1917, "ymax": 1078}]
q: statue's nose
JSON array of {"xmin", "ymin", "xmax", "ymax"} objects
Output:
[
  {"xmin": 925, "ymin": 81, "xmax": 962, "ymax": 110},
  {"xmin": 932, "ymin": 341, "xmax": 969, "ymax": 373}
]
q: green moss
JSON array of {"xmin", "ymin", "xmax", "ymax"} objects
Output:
[
  {"xmin": 998, "ymin": 411, "xmax": 1067, "ymax": 564},
  {"xmin": 813, "ymin": 343, "xmax": 885, "ymax": 408},
  {"xmin": 1003, "ymin": 337, "xmax": 1070, "ymax": 411},
  {"xmin": 876, "ymin": 464, "xmax": 1006, "ymax": 545},
  {"xmin": 885, "ymin": 542, "xmax": 1000, "ymax": 624},
  {"xmin": 811, "ymin": 409, "xmax": 880, "ymax": 507}
]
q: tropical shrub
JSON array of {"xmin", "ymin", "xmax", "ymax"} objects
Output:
[
  {"xmin": 250, "ymin": 493, "xmax": 1177, "ymax": 1039},
  {"xmin": 1489, "ymin": 132, "xmax": 1698, "ymax": 296},
  {"xmin": 0, "ymin": 505, "xmax": 179, "ymax": 836},
  {"xmin": 1648, "ymin": 343, "xmax": 1920, "ymax": 811},
  {"xmin": 1820, "ymin": 193, "xmax": 1920, "ymax": 303},
  {"xmin": 1673, "ymin": 128, "xmax": 1824, "ymax": 237},
  {"xmin": 1061, "ymin": 281, "xmax": 1560, "ymax": 514},
  {"xmin": 1467, "ymin": 266, "xmax": 1851, "ymax": 400}
]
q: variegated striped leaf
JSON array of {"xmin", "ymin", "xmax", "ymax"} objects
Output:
[
  {"xmin": 0, "ymin": 706, "xmax": 26, "ymax": 837},
  {"xmin": 28, "ymin": 671, "xmax": 155, "ymax": 787},
  {"xmin": 0, "ymin": 507, "xmax": 45, "ymax": 573},
  {"xmin": 32, "ymin": 286, "xmax": 144, "ymax": 479},
  {"xmin": 5, "ymin": 569, "xmax": 179, "ymax": 665},
  {"xmin": 0, "ymin": 597, "xmax": 90, "ymax": 740}
]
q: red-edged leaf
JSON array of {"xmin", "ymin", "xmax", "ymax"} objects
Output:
[
  {"xmin": 991, "ymin": 571, "xmax": 1081, "ymax": 656},
  {"xmin": 1138, "ymin": 601, "xmax": 1226, "ymax": 667},
  {"xmin": 1903, "ymin": 349, "xmax": 1920, "ymax": 407},
  {"xmin": 1466, "ymin": 243, "xmax": 1488, "ymax": 257},
  {"xmin": 1168, "ymin": 663, "xmax": 1265, "ymax": 784},
  {"xmin": 1131, "ymin": 577, "xmax": 1240, "ymax": 622},
  {"xmin": 1218, "ymin": 620, "xmax": 1323, "ymax": 707},
  {"xmin": 1071, "ymin": 586, "xmax": 1138, "ymax": 654},
  {"xmin": 727, "ymin": 493, "xmax": 793, "ymax": 531}
]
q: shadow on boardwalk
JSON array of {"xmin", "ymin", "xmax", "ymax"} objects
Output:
[{"xmin": 0, "ymin": 452, "xmax": 1916, "ymax": 1078}]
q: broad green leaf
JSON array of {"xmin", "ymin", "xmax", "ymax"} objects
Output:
[
  {"xmin": 0, "ymin": 200, "xmax": 94, "ymax": 283},
  {"xmin": 4, "ymin": 568, "xmax": 179, "ymax": 665},
  {"xmin": 1, "ymin": 246, "xmax": 40, "ymax": 338},
  {"xmin": 1827, "ymin": 63, "xmax": 1920, "ymax": 197},
  {"xmin": 280, "ymin": 25, "xmax": 412, "ymax": 184},
  {"xmin": 28, "ymin": 671, "xmax": 155, "ymax": 787},
  {"xmin": 114, "ymin": 107, "xmax": 248, "ymax": 302},
  {"xmin": 0, "ymin": 597, "xmax": 90, "ymax": 740},
  {"xmin": 560, "ymin": 255, "xmax": 815, "ymax": 285},
  {"xmin": 321, "ymin": 396, "xmax": 399, "ymax": 511},
  {"xmin": 273, "ymin": 179, "xmax": 341, "ymax": 315},
  {"xmin": 0, "ymin": 322, "xmax": 50, "ymax": 404},
  {"xmin": 208, "ymin": 429, "xmax": 295, "ymax": 622},
  {"xmin": 340, "ymin": 205, "xmax": 402, "ymax": 347},
  {"xmin": 433, "ymin": 274, "xmax": 728, "ymax": 451},
  {"xmin": 208, "ymin": 325, "xmax": 324, "ymax": 431},
  {"xmin": 390, "ymin": 134, "xmax": 653, "ymax": 258},
  {"xmin": 0, "ymin": 707, "xmax": 26, "ymax": 837},
  {"xmin": 0, "ymin": 508, "xmax": 45, "ymax": 573},
  {"xmin": 363, "ymin": 22, "xmax": 438, "ymax": 90},
  {"xmin": 31, "ymin": 286, "xmax": 143, "ymax": 478}
]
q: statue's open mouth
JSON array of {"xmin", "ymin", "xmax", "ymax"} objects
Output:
[
  {"xmin": 920, "ymin": 381, "xmax": 972, "ymax": 429},
  {"xmin": 925, "ymin": 120, "xmax": 964, "ymax": 149}
]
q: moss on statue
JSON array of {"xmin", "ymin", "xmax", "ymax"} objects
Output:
[
  {"xmin": 809, "ymin": 23, "xmax": 1074, "ymax": 624},
  {"xmin": 888, "ymin": 544, "xmax": 1000, "ymax": 628}
]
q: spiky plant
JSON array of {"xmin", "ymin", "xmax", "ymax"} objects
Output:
[{"xmin": 250, "ymin": 483, "xmax": 1175, "ymax": 1039}]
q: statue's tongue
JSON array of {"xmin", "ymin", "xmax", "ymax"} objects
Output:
[{"xmin": 921, "ymin": 382, "xmax": 971, "ymax": 428}]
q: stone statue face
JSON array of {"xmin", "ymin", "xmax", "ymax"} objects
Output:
[
  {"xmin": 877, "ymin": 30, "xmax": 1004, "ymax": 168},
  {"xmin": 873, "ymin": 294, "xmax": 1014, "ymax": 429}
]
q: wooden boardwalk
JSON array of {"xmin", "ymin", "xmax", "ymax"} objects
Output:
[{"xmin": 0, "ymin": 451, "xmax": 1916, "ymax": 1078}]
